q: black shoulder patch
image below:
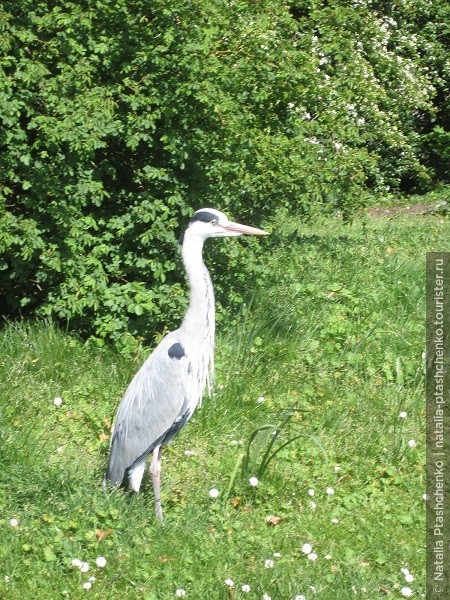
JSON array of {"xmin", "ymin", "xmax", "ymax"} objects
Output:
[
  {"xmin": 189, "ymin": 210, "xmax": 218, "ymax": 225},
  {"xmin": 168, "ymin": 342, "xmax": 185, "ymax": 360}
]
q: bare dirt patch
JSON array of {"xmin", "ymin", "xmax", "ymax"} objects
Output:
[{"xmin": 366, "ymin": 203, "xmax": 434, "ymax": 217}]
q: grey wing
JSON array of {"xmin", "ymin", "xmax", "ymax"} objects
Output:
[{"xmin": 105, "ymin": 332, "xmax": 192, "ymax": 486}]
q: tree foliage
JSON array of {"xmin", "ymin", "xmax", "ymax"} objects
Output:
[{"xmin": 0, "ymin": 0, "xmax": 448, "ymax": 348}]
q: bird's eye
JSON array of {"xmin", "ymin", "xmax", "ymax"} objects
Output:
[{"xmin": 211, "ymin": 219, "xmax": 219, "ymax": 226}]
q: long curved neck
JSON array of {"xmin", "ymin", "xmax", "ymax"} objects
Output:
[{"xmin": 181, "ymin": 233, "xmax": 215, "ymax": 335}]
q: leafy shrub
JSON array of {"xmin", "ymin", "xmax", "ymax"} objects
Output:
[{"xmin": 0, "ymin": 0, "xmax": 445, "ymax": 346}]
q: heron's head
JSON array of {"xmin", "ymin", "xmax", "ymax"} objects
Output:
[{"xmin": 184, "ymin": 208, "xmax": 269, "ymax": 242}]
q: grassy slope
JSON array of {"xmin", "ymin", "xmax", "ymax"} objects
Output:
[{"xmin": 1, "ymin": 212, "xmax": 448, "ymax": 599}]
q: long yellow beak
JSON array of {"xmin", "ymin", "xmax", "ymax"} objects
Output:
[{"xmin": 224, "ymin": 222, "xmax": 269, "ymax": 236}]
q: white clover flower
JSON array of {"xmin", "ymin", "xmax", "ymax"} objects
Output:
[
  {"xmin": 324, "ymin": 554, "xmax": 332, "ymax": 560},
  {"xmin": 422, "ymin": 493, "xmax": 429, "ymax": 500},
  {"xmin": 295, "ymin": 596, "xmax": 306, "ymax": 600},
  {"xmin": 408, "ymin": 439, "xmax": 417, "ymax": 448},
  {"xmin": 262, "ymin": 594, "xmax": 272, "ymax": 600},
  {"xmin": 308, "ymin": 488, "xmax": 315, "ymax": 496},
  {"xmin": 301, "ymin": 543, "xmax": 313, "ymax": 554},
  {"xmin": 401, "ymin": 587, "xmax": 413, "ymax": 597},
  {"xmin": 242, "ymin": 584, "xmax": 251, "ymax": 592},
  {"xmin": 72, "ymin": 558, "xmax": 82, "ymax": 568},
  {"xmin": 326, "ymin": 487, "xmax": 335, "ymax": 495},
  {"xmin": 331, "ymin": 518, "xmax": 339, "ymax": 524},
  {"xmin": 405, "ymin": 574, "xmax": 414, "ymax": 583},
  {"xmin": 257, "ymin": 396, "xmax": 266, "ymax": 403},
  {"xmin": 333, "ymin": 465, "xmax": 341, "ymax": 472},
  {"xmin": 209, "ymin": 488, "xmax": 219, "ymax": 498},
  {"xmin": 309, "ymin": 586, "xmax": 316, "ymax": 592},
  {"xmin": 89, "ymin": 576, "xmax": 96, "ymax": 583},
  {"xmin": 80, "ymin": 562, "xmax": 89, "ymax": 573},
  {"xmin": 175, "ymin": 590, "xmax": 186, "ymax": 597},
  {"xmin": 399, "ymin": 411, "xmax": 407, "ymax": 418},
  {"xmin": 10, "ymin": 518, "xmax": 19, "ymax": 527},
  {"xmin": 307, "ymin": 552, "xmax": 318, "ymax": 561},
  {"xmin": 401, "ymin": 568, "xmax": 410, "ymax": 576},
  {"xmin": 83, "ymin": 582, "xmax": 92, "ymax": 590},
  {"xmin": 264, "ymin": 559, "xmax": 274, "ymax": 568},
  {"xmin": 249, "ymin": 477, "xmax": 259, "ymax": 487},
  {"xmin": 95, "ymin": 556, "xmax": 106, "ymax": 568},
  {"xmin": 310, "ymin": 501, "xmax": 317, "ymax": 510},
  {"xmin": 53, "ymin": 397, "xmax": 63, "ymax": 407},
  {"xmin": 273, "ymin": 552, "xmax": 281, "ymax": 557},
  {"xmin": 224, "ymin": 579, "xmax": 234, "ymax": 587}
]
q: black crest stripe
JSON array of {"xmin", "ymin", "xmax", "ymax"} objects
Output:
[{"xmin": 188, "ymin": 210, "xmax": 218, "ymax": 225}]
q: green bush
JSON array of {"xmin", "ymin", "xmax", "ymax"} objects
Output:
[{"xmin": 0, "ymin": 0, "xmax": 446, "ymax": 347}]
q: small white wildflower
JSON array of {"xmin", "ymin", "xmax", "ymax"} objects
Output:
[
  {"xmin": 422, "ymin": 494, "xmax": 429, "ymax": 501},
  {"xmin": 53, "ymin": 397, "xmax": 63, "ymax": 407},
  {"xmin": 263, "ymin": 594, "xmax": 272, "ymax": 600},
  {"xmin": 401, "ymin": 587, "xmax": 413, "ymax": 597},
  {"xmin": 331, "ymin": 518, "xmax": 339, "ymax": 524},
  {"xmin": 83, "ymin": 582, "xmax": 92, "ymax": 590},
  {"xmin": 408, "ymin": 439, "xmax": 417, "ymax": 448},
  {"xmin": 175, "ymin": 590, "xmax": 186, "ymax": 597},
  {"xmin": 224, "ymin": 579, "xmax": 234, "ymax": 587},
  {"xmin": 209, "ymin": 488, "xmax": 219, "ymax": 498},
  {"xmin": 257, "ymin": 396, "xmax": 266, "ymax": 403},
  {"xmin": 295, "ymin": 596, "xmax": 306, "ymax": 600},
  {"xmin": 72, "ymin": 558, "xmax": 82, "ymax": 568},
  {"xmin": 264, "ymin": 559, "xmax": 274, "ymax": 568},
  {"xmin": 308, "ymin": 488, "xmax": 315, "ymax": 496},
  {"xmin": 307, "ymin": 552, "xmax": 318, "ymax": 561},
  {"xmin": 273, "ymin": 552, "xmax": 281, "ymax": 557},
  {"xmin": 324, "ymin": 554, "xmax": 332, "ymax": 560},
  {"xmin": 5, "ymin": 576, "xmax": 10, "ymax": 583},
  {"xmin": 10, "ymin": 518, "xmax": 19, "ymax": 527},
  {"xmin": 301, "ymin": 543, "xmax": 313, "ymax": 554},
  {"xmin": 230, "ymin": 440, "xmax": 239, "ymax": 445},
  {"xmin": 405, "ymin": 574, "xmax": 414, "ymax": 583},
  {"xmin": 309, "ymin": 586, "xmax": 317, "ymax": 592},
  {"xmin": 242, "ymin": 584, "xmax": 251, "ymax": 592},
  {"xmin": 89, "ymin": 576, "xmax": 96, "ymax": 583},
  {"xmin": 80, "ymin": 562, "xmax": 89, "ymax": 573},
  {"xmin": 399, "ymin": 411, "xmax": 407, "ymax": 418},
  {"xmin": 95, "ymin": 556, "xmax": 106, "ymax": 568},
  {"xmin": 326, "ymin": 487, "xmax": 335, "ymax": 495},
  {"xmin": 56, "ymin": 446, "xmax": 64, "ymax": 453},
  {"xmin": 184, "ymin": 450, "xmax": 196, "ymax": 456},
  {"xmin": 334, "ymin": 465, "xmax": 341, "ymax": 472},
  {"xmin": 249, "ymin": 476, "xmax": 259, "ymax": 487},
  {"xmin": 310, "ymin": 501, "xmax": 317, "ymax": 510},
  {"xmin": 401, "ymin": 568, "xmax": 410, "ymax": 576}
]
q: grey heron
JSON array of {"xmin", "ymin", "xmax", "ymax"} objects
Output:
[{"xmin": 104, "ymin": 208, "xmax": 268, "ymax": 520}]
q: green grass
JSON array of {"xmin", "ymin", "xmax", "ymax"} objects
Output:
[{"xmin": 1, "ymin": 210, "xmax": 449, "ymax": 599}]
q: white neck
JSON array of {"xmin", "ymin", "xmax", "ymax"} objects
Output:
[{"xmin": 180, "ymin": 232, "xmax": 215, "ymax": 336}]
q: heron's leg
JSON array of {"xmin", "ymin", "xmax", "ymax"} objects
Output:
[
  {"xmin": 150, "ymin": 445, "xmax": 163, "ymax": 521},
  {"xmin": 128, "ymin": 457, "xmax": 146, "ymax": 492}
]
